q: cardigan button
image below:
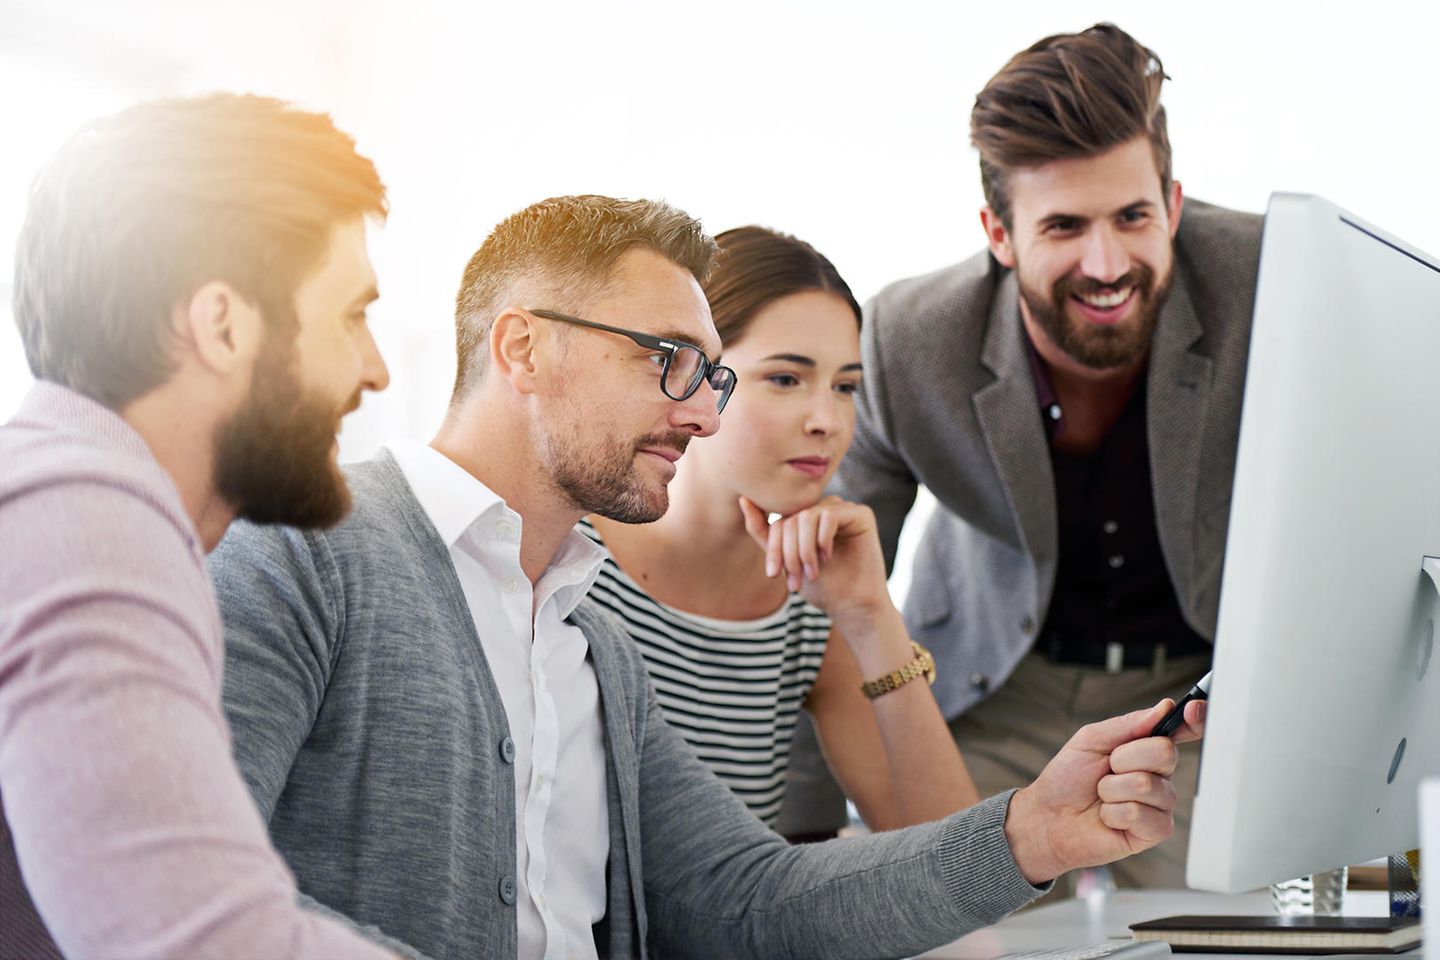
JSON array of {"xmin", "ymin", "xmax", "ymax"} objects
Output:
[
  {"xmin": 499, "ymin": 736, "xmax": 516, "ymax": 764},
  {"xmin": 499, "ymin": 875, "xmax": 517, "ymax": 905}
]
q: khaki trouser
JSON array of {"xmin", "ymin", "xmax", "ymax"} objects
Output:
[{"xmin": 948, "ymin": 652, "xmax": 1208, "ymax": 893}]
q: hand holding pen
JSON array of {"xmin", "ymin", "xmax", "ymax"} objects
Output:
[{"xmin": 1150, "ymin": 670, "xmax": 1212, "ymax": 738}]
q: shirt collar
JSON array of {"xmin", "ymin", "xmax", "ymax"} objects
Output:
[
  {"xmin": 15, "ymin": 380, "xmax": 157, "ymax": 461},
  {"xmin": 387, "ymin": 437, "xmax": 505, "ymax": 548},
  {"xmin": 385, "ymin": 438, "xmax": 606, "ymax": 618},
  {"xmin": 1023, "ymin": 331, "xmax": 1065, "ymax": 440}
]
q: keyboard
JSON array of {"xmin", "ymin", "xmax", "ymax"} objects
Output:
[{"xmin": 1000, "ymin": 940, "xmax": 1173, "ymax": 960}]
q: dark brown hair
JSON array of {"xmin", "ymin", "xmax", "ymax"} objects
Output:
[
  {"xmin": 703, "ymin": 226, "xmax": 861, "ymax": 348},
  {"xmin": 450, "ymin": 195, "xmax": 717, "ymax": 399},
  {"xmin": 13, "ymin": 93, "xmax": 387, "ymax": 410},
  {"xmin": 971, "ymin": 23, "xmax": 1172, "ymax": 226}
]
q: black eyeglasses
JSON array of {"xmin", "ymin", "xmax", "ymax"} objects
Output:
[{"xmin": 529, "ymin": 308, "xmax": 736, "ymax": 413}]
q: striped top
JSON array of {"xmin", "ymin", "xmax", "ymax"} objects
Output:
[{"xmin": 578, "ymin": 520, "xmax": 830, "ymax": 826}]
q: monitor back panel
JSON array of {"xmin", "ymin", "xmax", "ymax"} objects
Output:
[{"xmin": 1188, "ymin": 193, "xmax": 1440, "ymax": 892}]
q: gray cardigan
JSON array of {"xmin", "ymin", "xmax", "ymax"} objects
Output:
[{"xmin": 210, "ymin": 451, "xmax": 1042, "ymax": 960}]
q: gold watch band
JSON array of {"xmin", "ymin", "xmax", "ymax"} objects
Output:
[{"xmin": 859, "ymin": 642, "xmax": 937, "ymax": 699}]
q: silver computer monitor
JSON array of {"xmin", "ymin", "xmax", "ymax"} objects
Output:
[{"xmin": 1187, "ymin": 193, "xmax": 1440, "ymax": 893}]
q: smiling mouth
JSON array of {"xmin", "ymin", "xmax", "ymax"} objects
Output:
[{"xmin": 1073, "ymin": 286, "xmax": 1135, "ymax": 310}]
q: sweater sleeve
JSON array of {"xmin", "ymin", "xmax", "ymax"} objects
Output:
[
  {"xmin": 209, "ymin": 520, "xmax": 430, "ymax": 959},
  {"xmin": 0, "ymin": 480, "xmax": 397, "ymax": 960},
  {"xmin": 210, "ymin": 521, "xmax": 343, "ymax": 823},
  {"xmin": 638, "ymin": 678, "xmax": 1045, "ymax": 959}
]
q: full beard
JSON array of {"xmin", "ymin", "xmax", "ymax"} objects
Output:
[
  {"xmin": 541, "ymin": 424, "xmax": 691, "ymax": 525},
  {"xmin": 213, "ymin": 336, "xmax": 357, "ymax": 529},
  {"xmin": 1019, "ymin": 260, "xmax": 1174, "ymax": 370}
]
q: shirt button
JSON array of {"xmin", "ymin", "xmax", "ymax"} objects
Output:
[
  {"xmin": 1103, "ymin": 520, "xmax": 1119, "ymax": 535},
  {"xmin": 499, "ymin": 875, "xmax": 517, "ymax": 905},
  {"xmin": 970, "ymin": 672, "xmax": 990, "ymax": 694},
  {"xmin": 499, "ymin": 736, "xmax": 516, "ymax": 763},
  {"xmin": 494, "ymin": 517, "xmax": 514, "ymax": 537},
  {"xmin": 1048, "ymin": 404, "xmax": 1062, "ymax": 421},
  {"xmin": 1108, "ymin": 555, "xmax": 1126, "ymax": 569},
  {"xmin": 502, "ymin": 578, "xmax": 520, "ymax": 594},
  {"xmin": 1020, "ymin": 615, "xmax": 1036, "ymax": 635}
]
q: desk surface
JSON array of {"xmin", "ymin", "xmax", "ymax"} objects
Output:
[{"xmin": 923, "ymin": 889, "xmax": 1400, "ymax": 960}]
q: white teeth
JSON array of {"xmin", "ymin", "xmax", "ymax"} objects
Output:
[{"xmin": 1076, "ymin": 287, "xmax": 1133, "ymax": 309}]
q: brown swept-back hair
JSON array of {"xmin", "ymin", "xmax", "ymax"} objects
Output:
[
  {"xmin": 450, "ymin": 195, "xmax": 717, "ymax": 401},
  {"xmin": 13, "ymin": 93, "xmax": 387, "ymax": 411},
  {"xmin": 971, "ymin": 23, "xmax": 1172, "ymax": 227},
  {"xmin": 703, "ymin": 226, "xmax": 861, "ymax": 348}
]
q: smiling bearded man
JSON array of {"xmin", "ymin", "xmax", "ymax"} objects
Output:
[{"xmin": 830, "ymin": 22, "xmax": 1266, "ymax": 892}]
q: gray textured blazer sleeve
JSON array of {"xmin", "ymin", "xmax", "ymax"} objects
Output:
[
  {"xmin": 210, "ymin": 522, "xmax": 431, "ymax": 960},
  {"xmin": 636, "ymin": 679, "xmax": 1044, "ymax": 958}
]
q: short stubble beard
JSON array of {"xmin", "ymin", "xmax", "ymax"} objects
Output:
[{"xmin": 540, "ymin": 421, "xmax": 692, "ymax": 525}]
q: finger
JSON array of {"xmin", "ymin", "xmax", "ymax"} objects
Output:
[
  {"xmin": 1099, "ymin": 801, "xmax": 1174, "ymax": 847},
  {"xmin": 1097, "ymin": 771, "xmax": 1176, "ymax": 812},
  {"xmin": 1109, "ymin": 736, "xmax": 1178, "ymax": 777},
  {"xmin": 781, "ymin": 517, "xmax": 802, "ymax": 592},
  {"xmin": 797, "ymin": 509, "xmax": 821, "ymax": 581},
  {"xmin": 815, "ymin": 510, "xmax": 840, "ymax": 563},
  {"xmin": 766, "ymin": 514, "xmax": 785, "ymax": 580},
  {"xmin": 738, "ymin": 497, "xmax": 771, "ymax": 556},
  {"xmin": 1068, "ymin": 700, "xmax": 1175, "ymax": 756},
  {"xmin": 1172, "ymin": 699, "xmax": 1208, "ymax": 744}
]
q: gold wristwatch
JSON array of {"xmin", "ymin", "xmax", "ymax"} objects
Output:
[{"xmin": 859, "ymin": 642, "xmax": 936, "ymax": 699}]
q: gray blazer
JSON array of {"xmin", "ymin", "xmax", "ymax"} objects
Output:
[
  {"xmin": 211, "ymin": 452, "xmax": 1042, "ymax": 960},
  {"xmin": 832, "ymin": 201, "xmax": 1264, "ymax": 718}
]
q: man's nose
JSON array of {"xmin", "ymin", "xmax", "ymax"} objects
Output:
[
  {"xmin": 360, "ymin": 326, "xmax": 390, "ymax": 393},
  {"xmin": 671, "ymin": 383, "xmax": 721, "ymax": 438},
  {"xmin": 1079, "ymin": 225, "xmax": 1131, "ymax": 285}
]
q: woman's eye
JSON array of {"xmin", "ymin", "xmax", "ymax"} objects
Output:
[
  {"xmin": 766, "ymin": 373, "xmax": 800, "ymax": 388},
  {"xmin": 835, "ymin": 381, "xmax": 860, "ymax": 396}
]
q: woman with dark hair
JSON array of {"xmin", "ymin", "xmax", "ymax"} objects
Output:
[{"xmin": 581, "ymin": 226, "xmax": 978, "ymax": 832}]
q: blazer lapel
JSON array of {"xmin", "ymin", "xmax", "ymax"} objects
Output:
[
  {"xmin": 972, "ymin": 271, "xmax": 1058, "ymax": 579},
  {"xmin": 1147, "ymin": 268, "xmax": 1213, "ymax": 595}
]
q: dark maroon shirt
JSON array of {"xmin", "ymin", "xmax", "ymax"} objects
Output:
[{"xmin": 1025, "ymin": 343, "xmax": 1210, "ymax": 667}]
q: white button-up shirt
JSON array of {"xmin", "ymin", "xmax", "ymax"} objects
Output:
[{"xmin": 389, "ymin": 440, "xmax": 609, "ymax": 960}]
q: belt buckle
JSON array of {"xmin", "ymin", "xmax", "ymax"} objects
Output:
[
  {"xmin": 1103, "ymin": 642, "xmax": 1169, "ymax": 674},
  {"xmin": 1105, "ymin": 642, "xmax": 1123, "ymax": 674}
]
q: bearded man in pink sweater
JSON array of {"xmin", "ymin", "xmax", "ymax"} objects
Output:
[{"xmin": 0, "ymin": 95, "xmax": 410, "ymax": 959}]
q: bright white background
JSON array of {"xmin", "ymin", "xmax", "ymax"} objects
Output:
[{"xmin": 3, "ymin": 0, "xmax": 1438, "ymax": 597}]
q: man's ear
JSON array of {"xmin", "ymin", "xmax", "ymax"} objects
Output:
[
  {"xmin": 1167, "ymin": 179, "xmax": 1185, "ymax": 239},
  {"xmin": 490, "ymin": 307, "xmax": 542, "ymax": 395},
  {"xmin": 181, "ymin": 281, "xmax": 261, "ymax": 377},
  {"xmin": 980, "ymin": 207, "xmax": 1016, "ymax": 268}
]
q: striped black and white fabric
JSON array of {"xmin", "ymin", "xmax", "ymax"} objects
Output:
[{"xmin": 577, "ymin": 519, "xmax": 829, "ymax": 826}]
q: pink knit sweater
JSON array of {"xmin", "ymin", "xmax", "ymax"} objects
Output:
[{"xmin": 0, "ymin": 382, "xmax": 395, "ymax": 960}]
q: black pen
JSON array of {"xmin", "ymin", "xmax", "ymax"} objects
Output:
[{"xmin": 1150, "ymin": 671, "xmax": 1212, "ymax": 737}]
